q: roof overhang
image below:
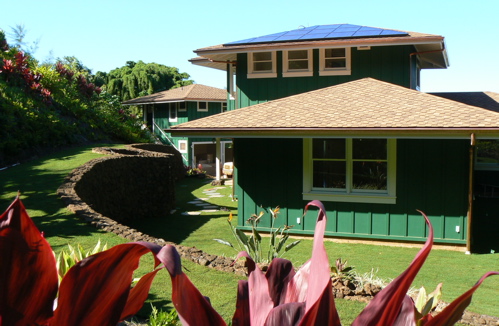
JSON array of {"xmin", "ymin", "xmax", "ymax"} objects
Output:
[
  {"xmin": 168, "ymin": 128, "xmax": 499, "ymax": 140},
  {"xmin": 190, "ymin": 35, "xmax": 448, "ymax": 71}
]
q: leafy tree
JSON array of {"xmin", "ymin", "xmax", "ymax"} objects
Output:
[
  {"xmin": 7, "ymin": 24, "xmax": 40, "ymax": 56},
  {"xmin": 103, "ymin": 61, "xmax": 193, "ymax": 101}
]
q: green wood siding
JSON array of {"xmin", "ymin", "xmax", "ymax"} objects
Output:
[
  {"xmin": 235, "ymin": 45, "xmax": 416, "ymax": 108},
  {"xmin": 235, "ymin": 138, "xmax": 469, "ymax": 244}
]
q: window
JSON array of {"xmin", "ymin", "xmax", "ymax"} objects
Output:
[
  {"xmin": 178, "ymin": 140, "xmax": 188, "ymax": 153},
  {"xmin": 475, "ymin": 140, "xmax": 499, "ymax": 170},
  {"xmin": 197, "ymin": 101, "xmax": 208, "ymax": 112},
  {"xmin": 319, "ymin": 48, "xmax": 351, "ymax": 76},
  {"xmin": 178, "ymin": 102, "xmax": 187, "ymax": 112},
  {"xmin": 247, "ymin": 51, "xmax": 277, "ymax": 78},
  {"xmin": 303, "ymin": 138, "xmax": 396, "ymax": 204},
  {"xmin": 283, "ymin": 49, "xmax": 313, "ymax": 77},
  {"xmin": 221, "ymin": 102, "xmax": 227, "ymax": 113},
  {"xmin": 168, "ymin": 103, "xmax": 177, "ymax": 122}
]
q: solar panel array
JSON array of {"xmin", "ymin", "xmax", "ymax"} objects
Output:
[{"xmin": 224, "ymin": 24, "xmax": 408, "ymax": 46}]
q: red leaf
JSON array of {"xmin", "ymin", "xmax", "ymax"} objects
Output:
[
  {"xmin": 425, "ymin": 271, "xmax": 499, "ymax": 326},
  {"xmin": 0, "ymin": 197, "xmax": 58, "ymax": 325},
  {"xmin": 231, "ymin": 280, "xmax": 250, "ymax": 326},
  {"xmin": 161, "ymin": 245, "xmax": 226, "ymax": 326},
  {"xmin": 51, "ymin": 242, "xmax": 161, "ymax": 326},
  {"xmin": 120, "ymin": 268, "xmax": 162, "ymax": 321},
  {"xmin": 352, "ymin": 210, "xmax": 434, "ymax": 326}
]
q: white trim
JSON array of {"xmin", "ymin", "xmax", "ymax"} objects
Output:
[
  {"xmin": 283, "ymin": 49, "xmax": 313, "ymax": 77},
  {"xmin": 178, "ymin": 140, "xmax": 188, "ymax": 153},
  {"xmin": 197, "ymin": 101, "xmax": 208, "ymax": 112},
  {"xmin": 247, "ymin": 51, "xmax": 277, "ymax": 78},
  {"xmin": 178, "ymin": 102, "xmax": 187, "ymax": 112},
  {"xmin": 303, "ymin": 138, "xmax": 397, "ymax": 204},
  {"xmin": 319, "ymin": 47, "xmax": 351, "ymax": 76}
]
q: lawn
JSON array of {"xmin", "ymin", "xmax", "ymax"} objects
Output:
[{"xmin": 1, "ymin": 144, "xmax": 498, "ymax": 324}]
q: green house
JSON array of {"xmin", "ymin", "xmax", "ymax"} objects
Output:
[
  {"xmin": 122, "ymin": 84, "xmax": 233, "ymax": 176},
  {"xmin": 170, "ymin": 24, "xmax": 499, "ymax": 253}
]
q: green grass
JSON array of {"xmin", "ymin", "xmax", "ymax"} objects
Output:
[{"xmin": 1, "ymin": 145, "xmax": 498, "ymax": 324}]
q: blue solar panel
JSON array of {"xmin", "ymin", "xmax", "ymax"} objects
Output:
[{"xmin": 224, "ymin": 24, "xmax": 408, "ymax": 46}]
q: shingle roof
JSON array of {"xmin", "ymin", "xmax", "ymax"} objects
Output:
[
  {"xmin": 430, "ymin": 92, "xmax": 499, "ymax": 113},
  {"xmin": 122, "ymin": 84, "xmax": 227, "ymax": 105},
  {"xmin": 169, "ymin": 78, "xmax": 499, "ymax": 138}
]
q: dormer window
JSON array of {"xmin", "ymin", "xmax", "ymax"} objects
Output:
[
  {"xmin": 319, "ymin": 48, "xmax": 351, "ymax": 76},
  {"xmin": 283, "ymin": 49, "xmax": 313, "ymax": 77},
  {"xmin": 247, "ymin": 51, "xmax": 277, "ymax": 78}
]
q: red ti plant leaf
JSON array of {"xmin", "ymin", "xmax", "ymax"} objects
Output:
[
  {"xmin": 424, "ymin": 271, "xmax": 499, "ymax": 326},
  {"xmin": 0, "ymin": 196, "xmax": 58, "ymax": 325},
  {"xmin": 51, "ymin": 241, "xmax": 163, "ymax": 326},
  {"xmin": 161, "ymin": 244, "xmax": 226, "ymax": 326},
  {"xmin": 352, "ymin": 210, "xmax": 434, "ymax": 326}
]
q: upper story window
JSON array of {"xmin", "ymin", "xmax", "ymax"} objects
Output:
[
  {"xmin": 197, "ymin": 101, "xmax": 208, "ymax": 112},
  {"xmin": 178, "ymin": 102, "xmax": 187, "ymax": 112},
  {"xmin": 247, "ymin": 51, "xmax": 277, "ymax": 78},
  {"xmin": 303, "ymin": 138, "xmax": 396, "ymax": 204},
  {"xmin": 319, "ymin": 48, "xmax": 351, "ymax": 76},
  {"xmin": 221, "ymin": 102, "xmax": 227, "ymax": 112},
  {"xmin": 283, "ymin": 49, "xmax": 313, "ymax": 77},
  {"xmin": 168, "ymin": 103, "xmax": 177, "ymax": 122}
]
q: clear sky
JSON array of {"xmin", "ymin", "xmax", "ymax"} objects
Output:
[{"xmin": 2, "ymin": 0, "xmax": 498, "ymax": 93}]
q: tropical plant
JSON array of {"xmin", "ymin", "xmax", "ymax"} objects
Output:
[
  {"xmin": 0, "ymin": 196, "xmax": 168, "ymax": 325},
  {"xmin": 330, "ymin": 258, "xmax": 356, "ymax": 282},
  {"xmin": 55, "ymin": 240, "xmax": 108, "ymax": 282},
  {"xmin": 214, "ymin": 207, "xmax": 300, "ymax": 264},
  {"xmin": 148, "ymin": 304, "xmax": 179, "ymax": 326},
  {"xmin": 414, "ymin": 283, "xmax": 443, "ymax": 324}
]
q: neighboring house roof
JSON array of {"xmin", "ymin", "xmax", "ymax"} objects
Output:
[
  {"xmin": 429, "ymin": 92, "xmax": 499, "ymax": 113},
  {"xmin": 190, "ymin": 24, "xmax": 448, "ymax": 71},
  {"xmin": 121, "ymin": 84, "xmax": 227, "ymax": 105},
  {"xmin": 169, "ymin": 78, "xmax": 499, "ymax": 139}
]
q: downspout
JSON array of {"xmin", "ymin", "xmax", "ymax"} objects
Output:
[
  {"xmin": 466, "ymin": 133, "xmax": 476, "ymax": 254},
  {"xmin": 409, "ymin": 49, "xmax": 445, "ymax": 89}
]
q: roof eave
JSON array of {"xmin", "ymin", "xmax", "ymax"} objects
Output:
[{"xmin": 167, "ymin": 127, "xmax": 499, "ymax": 139}]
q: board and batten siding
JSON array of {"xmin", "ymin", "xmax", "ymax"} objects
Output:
[
  {"xmin": 234, "ymin": 138, "xmax": 469, "ymax": 244},
  {"xmin": 235, "ymin": 45, "xmax": 416, "ymax": 108}
]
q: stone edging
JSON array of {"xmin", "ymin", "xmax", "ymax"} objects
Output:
[{"xmin": 56, "ymin": 147, "xmax": 247, "ymax": 277}]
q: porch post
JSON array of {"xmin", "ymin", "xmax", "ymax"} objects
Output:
[
  {"xmin": 466, "ymin": 133, "xmax": 476, "ymax": 254},
  {"xmin": 216, "ymin": 138, "xmax": 221, "ymax": 181}
]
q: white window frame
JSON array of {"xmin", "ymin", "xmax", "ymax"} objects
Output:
[
  {"xmin": 178, "ymin": 101, "xmax": 187, "ymax": 112},
  {"xmin": 303, "ymin": 138, "xmax": 397, "ymax": 204},
  {"xmin": 283, "ymin": 49, "xmax": 313, "ymax": 77},
  {"xmin": 319, "ymin": 47, "xmax": 351, "ymax": 76},
  {"xmin": 178, "ymin": 140, "xmax": 188, "ymax": 154},
  {"xmin": 247, "ymin": 51, "xmax": 277, "ymax": 79},
  {"xmin": 197, "ymin": 101, "xmax": 208, "ymax": 112},
  {"xmin": 168, "ymin": 103, "xmax": 177, "ymax": 122},
  {"xmin": 221, "ymin": 102, "xmax": 227, "ymax": 112}
]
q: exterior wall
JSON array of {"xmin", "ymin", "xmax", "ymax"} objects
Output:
[
  {"xmin": 235, "ymin": 45, "xmax": 417, "ymax": 107},
  {"xmin": 234, "ymin": 138, "xmax": 469, "ymax": 244}
]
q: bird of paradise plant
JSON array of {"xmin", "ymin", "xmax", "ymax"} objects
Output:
[{"xmin": 1, "ymin": 196, "xmax": 498, "ymax": 325}]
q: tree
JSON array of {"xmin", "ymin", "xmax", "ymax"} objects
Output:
[
  {"xmin": 7, "ymin": 24, "xmax": 40, "ymax": 56},
  {"xmin": 102, "ymin": 61, "xmax": 193, "ymax": 101}
]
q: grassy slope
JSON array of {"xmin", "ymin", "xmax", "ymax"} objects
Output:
[{"xmin": 1, "ymin": 145, "xmax": 497, "ymax": 323}]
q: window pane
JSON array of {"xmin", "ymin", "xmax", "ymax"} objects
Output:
[
  {"xmin": 476, "ymin": 140, "xmax": 499, "ymax": 164},
  {"xmin": 288, "ymin": 60, "xmax": 308, "ymax": 70},
  {"xmin": 288, "ymin": 50, "xmax": 308, "ymax": 60},
  {"xmin": 313, "ymin": 161, "xmax": 346, "ymax": 189},
  {"xmin": 253, "ymin": 52, "xmax": 272, "ymax": 61},
  {"xmin": 254, "ymin": 61, "xmax": 273, "ymax": 71},
  {"xmin": 353, "ymin": 139, "xmax": 387, "ymax": 160},
  {"xmin": 325, "ymin": 48, "xmax": 345, "ymax": 58},
  {"xmin": 313, "ymin": 139, "xmax": 345, "ymax": 159},
  {"xmin": 353, "ymin": 161, "xmax": 387, "ymax": 190},
  {"xmin": 325, "ymin": 58, "xmax": 346, "ymax": 68}
]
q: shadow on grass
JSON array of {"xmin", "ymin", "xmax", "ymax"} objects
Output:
[{"xmin": 126, "ymin": 177, "xmax": 237, "ymax": 244}]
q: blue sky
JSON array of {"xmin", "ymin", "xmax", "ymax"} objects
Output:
[{"xmin": 2, "ymin": 0, "xmax": 498, "ymax": 93}]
